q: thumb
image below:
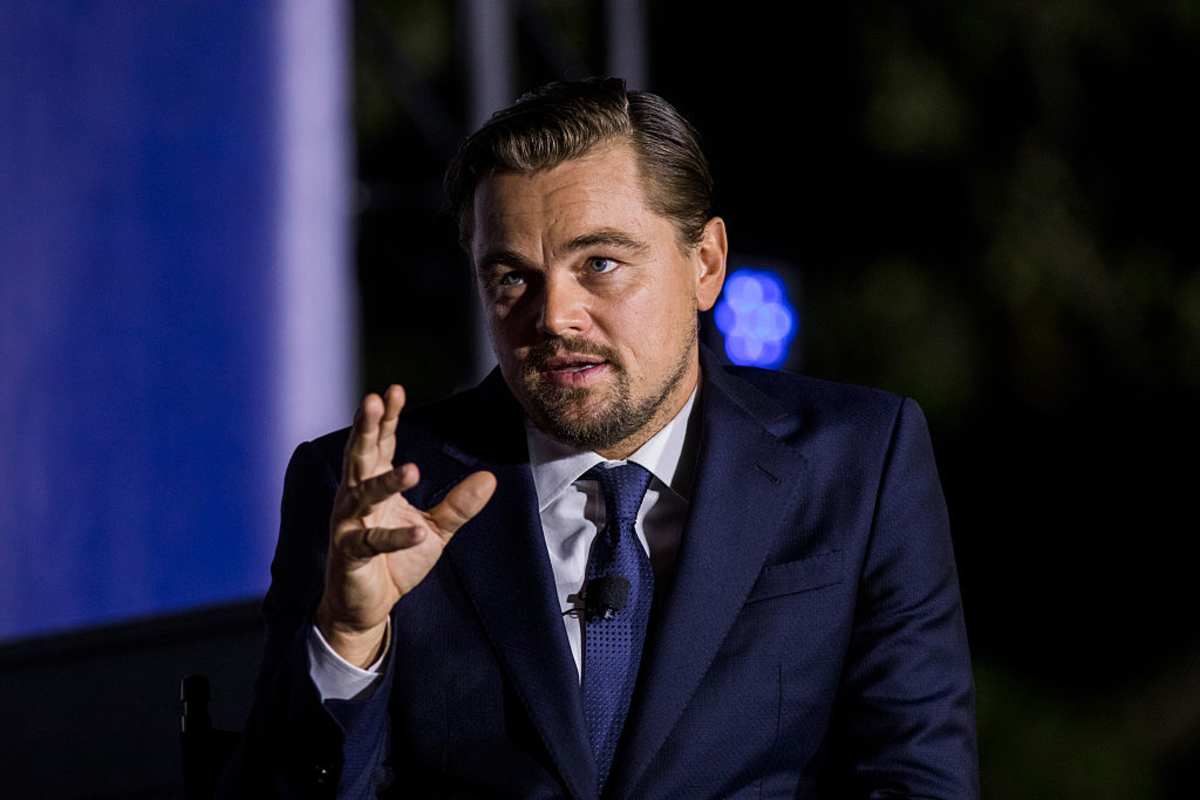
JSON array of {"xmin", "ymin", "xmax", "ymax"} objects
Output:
[{"xmin": 428, "ymin": 471, "xmax": 497, "ymax": 539}]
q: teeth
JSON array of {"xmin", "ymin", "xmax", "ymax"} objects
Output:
[{"xmin": 544, "ymin": 361, "xmax": 603, "ymax": 372}]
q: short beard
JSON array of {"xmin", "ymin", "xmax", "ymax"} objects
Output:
[{"xmin": 518, "ymin": 323, "xmax": 697, "ymax": 452}]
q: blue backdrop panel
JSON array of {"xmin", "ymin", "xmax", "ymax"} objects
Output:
[{"xmin": 1, "ymin": 3, "xmax": 292, "ymax": 641}]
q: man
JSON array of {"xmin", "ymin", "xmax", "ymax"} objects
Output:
[{"xmin": 224, "ymin": 77, "xmax": 979, "ymax": 798}]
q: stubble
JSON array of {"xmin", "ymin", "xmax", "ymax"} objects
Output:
[{"xmin": 518, "ymin": 322, "xmax": 697, "ymax": 452}]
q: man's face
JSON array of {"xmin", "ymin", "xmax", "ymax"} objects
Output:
[{"xmin": 470, "ymin": 141, "xmax": 726, "ymax": 455}]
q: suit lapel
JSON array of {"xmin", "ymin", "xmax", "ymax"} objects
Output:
[
  {"xmin": 418, "ymin": 373, "xmax": 597, "ymax": 800},
  {"xmin": 413, "ymin": 354, "xmax": 805, "ymax": 799},
  {"xmin": 607, "ymin": 354, "xmax": 808, "ymax": 800}
]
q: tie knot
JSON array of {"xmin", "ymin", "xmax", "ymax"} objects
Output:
[{"xmin": 583, "ymin": 462, "xmax": 653, "ymax": 526}]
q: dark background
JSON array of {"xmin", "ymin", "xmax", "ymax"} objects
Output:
[
  {"xmin": 354, "ymin": 2, "xmax": 1200, "ymax": 796},
  {"xmin": 3, "ymin": 1, "xmax": 1196, "ymax": 797}
]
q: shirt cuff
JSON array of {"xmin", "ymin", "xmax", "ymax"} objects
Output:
[{"xmin": 307, "ymin": 618, "xmax": 390, "ymax": 702}]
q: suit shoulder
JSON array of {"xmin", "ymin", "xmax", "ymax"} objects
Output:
[
  {"xmin": 722, "ymin": 364, "xmax": 908, "ymax": 431},
  {"xmin": 300, "ymin": 382, "xmax": 488, "ymax": 467},
  {"xmin": 298, "ymin": 426, "xmax": 351, "ymax": 475}
]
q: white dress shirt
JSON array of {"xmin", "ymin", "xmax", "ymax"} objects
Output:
[{"xmin": 308, "ymin": 387, "xmax": 698, "ymax": 699}]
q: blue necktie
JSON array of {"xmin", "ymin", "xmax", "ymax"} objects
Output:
[{"xmin": 580, "ymin": 462, "xmax": 655, "ymax": 791}]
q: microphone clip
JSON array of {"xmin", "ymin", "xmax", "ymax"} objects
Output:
[{"xmin": 564, "ymin": 575, "xmax": 631, "ymax": 622}]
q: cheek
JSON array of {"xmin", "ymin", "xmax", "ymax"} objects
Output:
[
  {"xmin": 609, "ymin": 288, "xmax": 692, "ymax": 371},
  {"xmin": 486, "ymin": 298, "xmax": 531, "ymax": 346},
  {"xmin": 487, "ymin": 293, "xmax": 518, "ymax": 323}
]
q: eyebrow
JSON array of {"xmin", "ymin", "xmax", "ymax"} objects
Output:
[
  {"xmin": 476, "ymin": 228, "xmax": 650, "ymax": 274},
  {"xmin": 476, "ymin": 248, "xmax": 537, "ymax": 274},
  {"xmin": 563, "ymin": 228, "xmax": 650, "ymax": 255}
]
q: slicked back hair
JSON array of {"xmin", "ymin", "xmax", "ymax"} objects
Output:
[{"xmin": 444, "ymin": 76, "xmax": 714, "ymax": 256}]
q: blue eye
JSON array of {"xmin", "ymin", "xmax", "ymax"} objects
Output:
[
  {"xmin": 589, "ymin": 257, "xmax": 617, "ymax": 274},
  {"xmin": 497, "ymin": 272, "xmax": 525, "ymax": 287}
]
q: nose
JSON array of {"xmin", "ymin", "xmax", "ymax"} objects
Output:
[{"xmin": 536, "ymin": 271, "xmax": 590, "ymax": 337}]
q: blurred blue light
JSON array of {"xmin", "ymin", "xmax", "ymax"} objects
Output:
[{"xmin": 714, "ymin": 268, "xmax": 797, "ymax": 368}]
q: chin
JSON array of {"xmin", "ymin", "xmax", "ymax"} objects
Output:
[
  {"xmin": 529, "ymin": 391, "xmax": 613, "ymax": 435},
  {"xmin": 527, "ymin": 385, "xmax": 664, "ymax": 454}
]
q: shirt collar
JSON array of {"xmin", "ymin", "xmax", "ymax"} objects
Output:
[{"xmin": 525, "ymin": 386, "xmax": 699, "ymax": 512}]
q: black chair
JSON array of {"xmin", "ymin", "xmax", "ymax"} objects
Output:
[{"xmin": 180, "ymin": 674, "xmax": 241, "ymax": 800}]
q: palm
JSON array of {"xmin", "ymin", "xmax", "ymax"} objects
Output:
[
  {"xmin": 322, "ymin": 385, "xmax": 496, "ymax": 642},
  {"xmin": 339, "ymin": 489, "xmax": 444, "ymax": 608}
]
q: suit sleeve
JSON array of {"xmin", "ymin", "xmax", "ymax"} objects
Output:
[
  {"xmin": 832, "ymin": 398, "xmax": 980, "ymax": 799},
  {"xmin": 218, "ymin": 440, "xmax": 396, "ymax": 799}
]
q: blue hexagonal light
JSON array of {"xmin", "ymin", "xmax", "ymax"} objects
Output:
[{"xmin": 713, "ymin": 268, "xmax": 797, "ymax": 368}]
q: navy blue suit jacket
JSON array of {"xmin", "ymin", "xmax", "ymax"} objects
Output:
[{"xmin": 225, "ymin": 349, "xmax": 979, "ymax": 798}]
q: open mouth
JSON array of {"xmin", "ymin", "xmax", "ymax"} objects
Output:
[
  {"xmin": 536, "ymin": 356, "xmax": 611, "ymax": 385},
  {"xmin": 551, "ymin": 362, "xmax": 605, "ymax": 373},
  {"xmin": 540, "ymin": 355, "xmax": 607, "ymax": 371}
]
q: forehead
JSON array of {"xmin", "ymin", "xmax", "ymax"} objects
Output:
[{"xmin": 470, "ymin": 143, "xmax": 667, "ymax": 254}]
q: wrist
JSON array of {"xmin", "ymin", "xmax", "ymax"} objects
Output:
[{"xmin": 314, "ymin": 602, "xmax": 389, "ymax": 669}]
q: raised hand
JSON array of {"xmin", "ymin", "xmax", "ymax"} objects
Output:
[{"xmin": 315, "ymin": 384, "xmax": 496, "ymax": 667}]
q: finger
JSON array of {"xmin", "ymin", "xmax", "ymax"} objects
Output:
[
  {"xmin": 349, "ymin": 462, "xmax": 420, "ymax": 514},
  {"xmin": 428, "ymin": 471, "xmax": 497, "ymax": 540},
  {"xmin": 343, "ymin": 393, "xmax": 384, "ymax": 486},
  {"xmin": 377, "ymin": 384, "xmax": 405, "ymax": 465},
  {"xmin": 340, "ymin": 525, "xmax": 427, "ymax": 560}
]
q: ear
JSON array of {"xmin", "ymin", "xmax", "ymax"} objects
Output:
[{"xmin": 693, "ymin": 216, "xmax": 728, "ymax": 312}]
